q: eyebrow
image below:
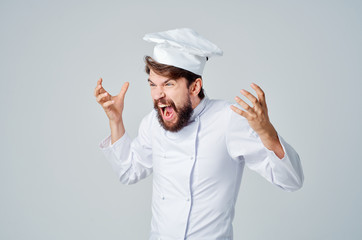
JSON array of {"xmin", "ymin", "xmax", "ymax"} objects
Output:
[{"xmin": 147, "ymin": 78, "xmax": 176, "ymax": 85}]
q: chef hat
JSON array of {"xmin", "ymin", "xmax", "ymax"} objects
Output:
[{"xmin": 143, "ymin": 28, "xmax": 223, "ymax": 76}]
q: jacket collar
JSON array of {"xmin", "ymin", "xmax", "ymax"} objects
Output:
[{"xmin": 189, "ymin": 96, "xmax": 209, "ymax": 122}]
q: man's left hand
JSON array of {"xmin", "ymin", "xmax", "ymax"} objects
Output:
[{"xmin": 230, "ymin": 83, "xmax": 285, "ymax": 159}]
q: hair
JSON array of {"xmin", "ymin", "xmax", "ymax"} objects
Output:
[{"xmin": 144, "ymin": 56, "xmax": 205, "ymax": 99}]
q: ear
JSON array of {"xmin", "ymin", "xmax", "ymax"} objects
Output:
[{"xmin": 189, "ymin": 78, "xmax": 202, "ymax": 97}]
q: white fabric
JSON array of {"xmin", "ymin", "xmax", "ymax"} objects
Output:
[
  {"xmin": 143, "ymin": 28, "xmax": 223, "ymax": 75},
  {"xmin": 99, "ymin": 97, "xmax": 304, "ymax": 240}
]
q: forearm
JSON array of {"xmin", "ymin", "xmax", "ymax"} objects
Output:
[
  {"xmin": 109, "ymin": 119, "xmax": 125, "ymax": 144},
  {"xmin": 100, "ymin": 112, "xmax": 155, "ymax": 185},
  {"xmin": 99, "ymin": 133, "xmax": 153, "ymax": 185},
  {"xmin": 258, "ymin": 124, "xmax": 285, "ymax": 159}
]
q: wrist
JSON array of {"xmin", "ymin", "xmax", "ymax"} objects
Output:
[
  {"xmin": 257, "ymin": 124, "xmax": 285, "ymax": 158},
  {"xmin": 109, "ymin": 119, "xmax": 125, "ymax": 144},
  {"xmin": 257, "ymin": 124, "xmax": 280, "ymax": 147},
  {"xmin": 109, "ymin": 119, "xmax": 123, "ymax": 128},
  {"xmin": 257, "ymin": 123, "xmax": 277, "ymax": 139}
]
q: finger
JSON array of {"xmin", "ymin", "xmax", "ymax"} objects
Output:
[
  {"xmin": 96, "ymin": 77, "xmax": 102, "ymax": 86},
  {"xmin": 240, "ymin": 89, "xmax": 259, "ymax": 107},
  {"xmin": 235, "ymin": 96, "xmax": 254, "ymax": 113},
  {"xmin": 94, "ymin": 84, "xmax": 102, "ymax": 96},
  {"xmin": 94, "ymin": 78, "xmax": 104, "ymax": 96},
  {"xmin": 251, "ymin": 83, "xmax": 266, "ymax": 106},
  {"xmin": 118, "ymin": 82, "xmax": 129, "ymax": 100},
  {"xmin": 94, "ymin": 82, "xmax": 106, "ymax": 97},
  {"xmin": 230, "ymin": 105, "xmax": 248, "ymax": 118},
  {"xmin": 102, "ymin": 99, "xmax": 115, "ymax": 108},
  {"xmin": 97, "ymin": 92, "xmax": 110, "ymax": 103}
]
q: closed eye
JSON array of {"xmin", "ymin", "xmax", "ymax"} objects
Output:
[
  {"xmin": 148, "ymin": 79, "xmax": 156, "ymax": 87},
  {"xmin": 165, "ymin": 80, "xmax": 176, "ymax": 87}
]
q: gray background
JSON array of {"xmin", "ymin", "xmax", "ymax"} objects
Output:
[{"xmin": 1, "ymin": 0, "xmax": 361, "ymax": 239}]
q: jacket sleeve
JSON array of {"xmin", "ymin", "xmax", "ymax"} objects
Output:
[
  {"xmin": 99, "ymin": 111, "xmax": 154, "ymax": 185},
  {"xmin": 226, "ymin": 106, "xmax": 304, "ymax": 192}
]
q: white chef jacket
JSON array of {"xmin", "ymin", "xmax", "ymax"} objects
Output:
[{"xmin": 99, "ymin": 97, "xmax": 304, "ymax": 240}]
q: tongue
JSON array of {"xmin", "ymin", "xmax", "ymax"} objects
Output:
[{"xmin": 164, "ymin": 106, "xmax": 174, "ymax": 120}]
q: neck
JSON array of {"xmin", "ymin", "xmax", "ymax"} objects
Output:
[{"xmin": 191, "ymin": 96, "xmax": 202, "ymax": 110}]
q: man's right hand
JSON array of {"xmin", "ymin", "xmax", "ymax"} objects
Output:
[
  {"xmin": 94, "ymin": 78, "xmax": 129, "ymax": 123},
  {"xmin": 94, "ymin": 78, "xmax": 129, "ymax": 144}
]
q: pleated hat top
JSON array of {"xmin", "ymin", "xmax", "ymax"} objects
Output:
[{"xmin": 143, "ymin": 28, "xmax": 223, "ymax": 75}]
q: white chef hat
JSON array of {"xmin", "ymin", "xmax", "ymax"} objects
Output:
[{"xmin": 143, "ymin": 28, "xmax": 223, "ymax": 76}]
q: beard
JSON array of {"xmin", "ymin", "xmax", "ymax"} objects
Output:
[{"xmin": 153, "ymin": 96, "xmax": 193, "ymax": 132}]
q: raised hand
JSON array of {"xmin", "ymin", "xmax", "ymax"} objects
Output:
[
  {"xmin": 94, "ymin": 78, "xmax": 129, "ymax": 144},
  {"xmin": 230, "ymin": 83, "xmax": 284, "ymax": 158},
  {"xmin": 230, "ymin": 83, "xmax": 274, "ymax": 136},
  {"xmin": 94, "ymin": 78, "xmax": 129, "ymax": 123}
]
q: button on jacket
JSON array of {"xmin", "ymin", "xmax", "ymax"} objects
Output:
[{"xmin": 99, "ymin": 97, "xmax": 304, "ymax": 240}]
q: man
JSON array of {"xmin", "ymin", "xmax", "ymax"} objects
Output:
[{"xmin": 95, "ymin": 28, "xmax": 304, "ymax": 240}]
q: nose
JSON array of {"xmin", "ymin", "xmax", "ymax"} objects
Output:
[{"xmin": 154, "ymin": 86, "xmax": 165, "ymax": 100}]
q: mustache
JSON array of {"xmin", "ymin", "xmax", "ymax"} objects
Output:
[{"xmin": 153, "ymin": 98, "xmax": 178, "ymax": 113}]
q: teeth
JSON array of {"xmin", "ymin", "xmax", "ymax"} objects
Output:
[{"xmin": 158, "ymin": 104, "xmax": 169, "ymax": 108}]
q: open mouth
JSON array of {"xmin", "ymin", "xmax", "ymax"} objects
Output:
[{"xmin": 158, "ymin": 103, "xmax": 175, "ymax": 121}]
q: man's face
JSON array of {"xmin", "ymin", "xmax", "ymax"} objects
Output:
[{"xmin": 148, "ymin": 70, "xmax": 193, "ymax": 132}]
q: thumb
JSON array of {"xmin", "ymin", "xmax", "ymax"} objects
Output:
[{"xmin": 117, "ymin": 82, "xmax": 129, "ymax": 100}]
